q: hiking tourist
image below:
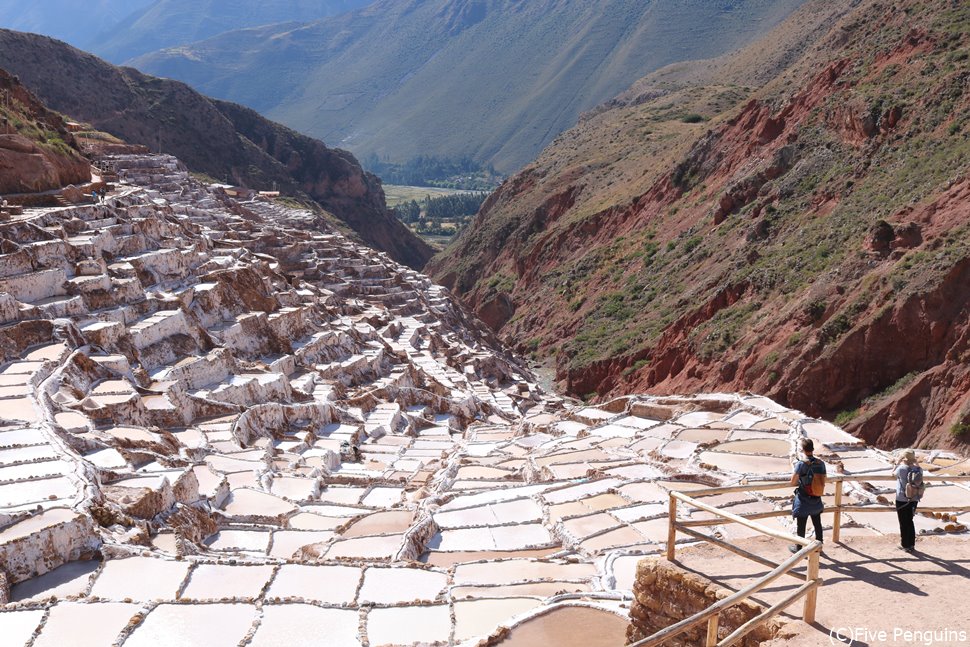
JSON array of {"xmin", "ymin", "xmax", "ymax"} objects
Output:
[
  {"xmin": 789, "ymin": 438, "xmax": 826, "ymax": 552},
  {"xmin": 895, "ymin": 449, "xmax": 924, "ymax": 553}
]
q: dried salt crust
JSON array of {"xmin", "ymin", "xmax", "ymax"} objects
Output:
[{"xmin": 0, "ymin": 154, "xmax": 964, "ymax": 645}]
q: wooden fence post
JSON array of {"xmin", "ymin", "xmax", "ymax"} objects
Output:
[
  {"xmin": 802, "ymin": 548, "xmax": 820, "ymax": 624},
  {"xmin": 706, "ymin": 614, "xmax": 719, "ymax": 646},
  {"xmin": 832, "ymin": 480, "xmax": 843, "ymax": 544},
  {"xmin": 666, "ymin": 495, "xmax": 677, "ymax": 561}
]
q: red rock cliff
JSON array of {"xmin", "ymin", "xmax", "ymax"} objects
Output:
[{"xmin": 0, "ymin": 67, "xmax": 90, "ymax": 194}]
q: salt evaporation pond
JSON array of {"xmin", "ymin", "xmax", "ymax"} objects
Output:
[
  {"xmin": 495, "ymin": 605, "xmax": 629, "ymax": 646},
  {"xmin": 250, "ymin": 605, "xmax": 361, "ymax": 647},
  {"xmin": 715, "ymin": 438, "xmax": 791, "ymax": 456},
  {"xmin": 123, "ymin": 603, "xmax": 256, "ymax": 647},
  {"xmin": 34, "ymin": 602, "xmax": 140, "ymax": 647}
]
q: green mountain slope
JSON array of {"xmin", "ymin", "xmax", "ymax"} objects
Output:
[
  {"xmin": 131, "ymin": 0, "xmax": 806, "ymax": 173},
  {"xmin": 94, "ymin": 0, "xmax": 371, "ymax": 63},
  {"xmin": 0, "ymin": 28, "xmax": 432, "ymax": 270},
  {"xmin": 428, "ymin": 0, "xmax": 970, "ymax": 451}
]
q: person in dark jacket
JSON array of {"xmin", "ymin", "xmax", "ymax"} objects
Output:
[{"xmin": 789, "ymin": 438, "xmax": 826, "ymax": 553}]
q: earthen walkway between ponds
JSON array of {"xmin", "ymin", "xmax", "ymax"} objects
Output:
[{"xmin": 668, "ymin": 534, "xmax": 970, "ymax": 646}]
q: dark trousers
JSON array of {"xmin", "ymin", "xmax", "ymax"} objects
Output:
[
  {"xmin": 896, "ymin": 500, "xmax": 918, "ymax": 548},
  {"xmin": 796, "ymin": 513, "xmax": 823, "ymax": 542}
]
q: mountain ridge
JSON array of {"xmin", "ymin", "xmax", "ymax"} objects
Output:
[
  {"xmin": 0, "ymin": 28, "xmax": 433, "ymax": 270},
  {"xmin": 131, "ymin": 0, "xmax": 807, "ymax": 173},
  {"xmin": 0, "ymin": 0, "xmax": 152, "ymax": 51},
  {"xmin": 94, "ymin": 0, "xmax": 372, "ymax": 63}
]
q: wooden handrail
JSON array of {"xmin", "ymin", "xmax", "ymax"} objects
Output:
[
  {"xmin": 832, "ymin": 479, "xmax": 844, "ymax": 543},
  {"xmin": 688, "ymin": 474, "xmax": 970, "ymax": 498},
  {"xmin": 835, "ymin": 504, "xmax": 970, "ymax": 513},
  {"xmin": 674, "ymin": 524, "xmax": 778, "ymax": 569},
  {"xmin": 677, "ymin": 504, "xmax": 970, "ymax": 528},
  {"xmin": 671, "ymin": 490, "xmax": 812, "ymax": 546},
  {"xmin": 641, "ymin": 470, "xmax": 969, "ymax": 646},
  {"xmin": 631, "ymin": 539, "xmax": 821, "ymax": 647},
  {"xmin": 717, "ymin": 580, "xmax": 818, "ymax": 646},
  {"xmin": 665, "ymin": 494, "xmax": 677, "ymax": 560},
  {"xmin": 673, "ymin": 524, "xmax": 808, "ymax": 582}
]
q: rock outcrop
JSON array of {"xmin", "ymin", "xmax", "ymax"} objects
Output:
[{"xmin": 0, "ymin": 68, "xmax": 90, "ymax": 195}]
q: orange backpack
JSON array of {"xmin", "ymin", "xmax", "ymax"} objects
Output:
[{"xmin": 799, "ymin": 458, "xmax": 826, "ymax": 497}]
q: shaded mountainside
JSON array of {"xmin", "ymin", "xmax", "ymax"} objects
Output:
[
  {"xmin": 0, "ymin": 67, "xmax": 90, "ymax": 194},
  {"xmin": 0, "ymin": 29, "xmax": 432, "ymax": 270},
  {"xmin": 428, "ymin": 0, "xmax": 970, "ymax": 451},
  {"xmin": 94, "ymin": 0, "xmax": 372, "ymax": 64},
  {"xmin": 131, "ymin": 0, "xmax": 805, "ymax": 173},
  {"xmin": 211, "ymin": 99, "xmax": 431, "ymax": 267}
]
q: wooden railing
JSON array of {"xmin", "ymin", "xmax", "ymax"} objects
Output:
[
  {"xmin": 633, "ymin": 473, "xmax": 970, "ymax": 647},
  {"xmin": 670, "ymin": 475, "xmax": 970, "ymax": 542}
]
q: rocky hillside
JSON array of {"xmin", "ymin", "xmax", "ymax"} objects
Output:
[
  {"xmin": 428, "ymin": 0, "xmax": 970, "ymax": 451},
  {"xmin": 131, "ymin": 0, "xmax": 805, "ymax": 173},
  {"xmin": 0, "ymin": 29, "xmax": 432, "ymax": 270},
  {"xmin": 0, "ymin": 67, "xmax": 90, "ymax": 194}
]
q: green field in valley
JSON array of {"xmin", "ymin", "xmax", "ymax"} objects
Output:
[{"xmin": 382, "ymin": 184, "xmax": 475, "ymax": 207}]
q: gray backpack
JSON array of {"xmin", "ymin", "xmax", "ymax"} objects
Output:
[{"xmin": 904, "ymin": 466, "xmax": 925, "ymax": 501}]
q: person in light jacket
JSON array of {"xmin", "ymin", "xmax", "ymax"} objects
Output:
[{"xmin": 895, "ymin": 449, "xmax": 922, "ymax": 553}]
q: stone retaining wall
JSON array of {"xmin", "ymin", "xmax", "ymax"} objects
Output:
[{"xmin": 626, "ymin": 558, "xmax": 782, "ymax": 646}]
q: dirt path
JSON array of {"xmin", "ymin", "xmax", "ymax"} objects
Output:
[{"xmin": 668, "ymin": 534, "xmax": 970, "ymax": 646}]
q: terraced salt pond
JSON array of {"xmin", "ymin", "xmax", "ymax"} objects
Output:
[
  {"xmin": 122, "ymin": 604, "xmax": 256, "ymax": 647},
  {"xmin": 697, "ymin": 450, "xmax": 793, "ymax": 474},
  {"xmin": 714, "ymin": 438, "xmax": 791, "ymax": 455}
]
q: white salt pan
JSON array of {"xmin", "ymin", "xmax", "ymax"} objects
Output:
[
  {"xmin": 454, "ymin": 597, "xmax": 543, "ymax": 641},
  {"xmin": 34, "ymin": 602, "xmax": 141, "ymax": 647},
  {"xmin": 358, "ymin": 567, "xmax": 448, "ymax": 604},
  {"xmin": 267, "ymin": 564, "xmax": 362, "ymax": 603},
  {"xmin": 89, "ymin": 557, "xmax": 190, "ymax": 602},
  {"xmin": 250, "ymin": 605, "xmax": 361, "ymax": 647},
  {"xmin": 11, "ymin": 560, "xmax": 98, "ymax": 602},
  {"xmin": 367, "ymin": 605, "xmax": 451, "ymax": 647},
  {"xmin": 0, "ymin": 610, "xmax": 44, "ymax": 646},
  {"xmin": 180, "ymin": 563, "xmax": 274, "ymax": 600},
  {"xmin": 124, "ymin": 603, "xmax": 256, "ymax": 647}
]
